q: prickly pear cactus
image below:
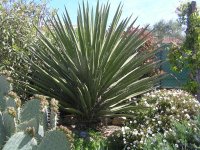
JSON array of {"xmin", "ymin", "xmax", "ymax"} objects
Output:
[
  {"xmin": 19, "ymin": 99, "xmax": 41, "ymax": 136},
  {"xmin": 17, "ymin": 119, "xmax": 38, "ymax": 133},
  {"xmin": 3, "ymin": 107, "xmax": 17, "ymax": 137},
  {"xmin": 0, "ymin": 76, "xmax": 12, "ymax": 111},
  {"xmin": 50, "ymin": 98, "xmax": 59, "ymax": 130},
  {"xmin": 20, "ymin": 99, "xmax": 41, "ymax": 123},
  {"xmin": 0, "ymin": 76, "xmax": 71, "ymax": 149},
  {"xmin": 0, "ymin": 76, "xmax": 12, "ymax": 97},
  {"xmin": 37, "ymin": 130, "xmax": 71, "ymax": 150},
  {"xmin": 0, "ymin": 111, "xmax": 5, "ymax": 149},
  {"xmin": 2, "ymin": 131, "xmax": 38, "ymax": 150},
  {"xmin": 2, "ymin": 129, "xmax": 71, "ymax": 150}
]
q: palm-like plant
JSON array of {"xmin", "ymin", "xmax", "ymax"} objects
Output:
[{"xmin": 19, "ymin": 2, "xmax": 161, "ymax": 124}]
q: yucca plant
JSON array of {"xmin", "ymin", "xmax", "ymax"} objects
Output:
[{"xmin": 18, "ymin": 2, "xmax": 161, "ymax": 125}]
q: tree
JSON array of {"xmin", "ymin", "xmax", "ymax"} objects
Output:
[
  {"xmin": 152, "ymin": 20, "xmax": 184, "ymax": 40},
  {"xmin": 169, "ymin": 1, "xmax": 200, "ymax": 101},
  {"xmin": 0, "ymin": 0, "xmax": 55, "ymax": 98},
  {"xmin": 0, "ymin": 0, "xmax": 54, "ymax": 68}
]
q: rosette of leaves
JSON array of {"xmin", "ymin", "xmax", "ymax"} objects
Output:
[{"xmin": 19, "ymin": 2, "xmax": 161, "ymax": 125}]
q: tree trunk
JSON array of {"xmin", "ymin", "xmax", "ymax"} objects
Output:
[
  {"xmin": 196, "ymin": 69, "xmax": 200, "ymax": 101},
  {"xmin": 187, "ymin": 1, "xmax": 200, "ymax": 101}
]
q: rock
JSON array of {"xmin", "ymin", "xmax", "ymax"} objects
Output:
[
  {"xmin": 112, "ymin": 117, "xmax": 126, "ymax": 126},
  {"xmin": 101, "ymin": 125, "xmax": 121, "ymax": 137}
]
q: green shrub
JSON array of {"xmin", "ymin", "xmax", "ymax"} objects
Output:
[
  {"xmin": 73, "ymin": 130, "xmax": 107, "ymax": 150},
  {"xmin": 122, "ymin": 89, "xmax": 200, "ymax": 149},
  {"xmin": 144, "ymin": 116, "xmax": 200, "ymax": 150},
  {"xmin": 0, "ymin": 0, "xmax": 56, "ymax": 100},
  {"xmin": 19, "ymin": 1, "xmax": 161, "ymax": 126},
  {"xmin": 143, "ymin": 133, "xmax": 174, "ymax": 150},
  {"xmin": 106, "ymin": 130, "xmax": 124, "ymax": 150}
]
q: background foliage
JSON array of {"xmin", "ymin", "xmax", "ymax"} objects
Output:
[
  {"xmin": 168, "ymin": 1, "xmax": 200, "ymax": 96},
  {"xmin": 152, "ymin": 20, "xmax": 184, "ymax": 40},
  {"xmin": 0, "ymin": 0, "xmax": 55, "ymax": 98}
]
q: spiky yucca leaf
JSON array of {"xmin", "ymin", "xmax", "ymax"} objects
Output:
[{"xmin": 19, "ymin": 2, "xmax": 161, "ymax": 122}]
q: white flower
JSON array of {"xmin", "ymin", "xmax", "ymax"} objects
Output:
[
  {"xmin": 122, "ymin": 127, "xmax": 125, "ymax": 132},
  {"xmin": 158, "ymin": 121, "xmax": 162, "ymax": 124},
  {"xmin": 140, "ymin": 131, "xmax": 144, "ymax": 135},
  {"xmin": 121, "ymin": 127, "xmax": 126, "ymax": 134},
  {"xmin": 175, "ymin": 144, "xmax": 179, "ymax": 148},
  {"xmin": 132, "ymin": 129, "xmax": 138, "ymax": 135},
  {"xmin": 125, "ymin": 126, "xmax": 130, "ymax": 130},
  {"xmin": 146, "ymin": 93, "xmax": 150, "ymax": 96},
  {"xmin": 164, "ymin": 131, "xmax": 169, "ymax": 137},
  {"xmin": 171, "ymin": 106, "xmax": 176, "ymax": 110},
  {"xmin": 185, "ymin": 114, "xmax": 190, "ymax": 119},
  {"xmin": 147, "ymin": 129, "xmax": 153, "ymax": 134},
  {"xmin": 123, "ymin": 138, "xmax": 126, "ymax": 141}
]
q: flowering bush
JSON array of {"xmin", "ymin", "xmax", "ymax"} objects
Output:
[
  {"xmin": 144, "ymin": 116, "xmax": 200, "ymax": 150},
  {"xmin": 122, "ymin": 89, "xmax": 200, "ymax": 149}
]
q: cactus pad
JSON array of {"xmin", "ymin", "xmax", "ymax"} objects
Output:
[
  {"xmin": 17, "ymin": 119, "xmax": 38, "ymax": 133},
  {"xmin": 0, "ymin": 112, "xmax": 5, "ymax": 149},
  {"xmin": 3, "ymin": 110, "xmax": 16, "ymax": 137},
  {"xmin": 2, "ymin": 132, "xmax": 37, "ymax": 150},
  {"xmin": 20, "ymin": 99, "xmax": 41, "ymax": 122},
  {"xmin": 37, "ymin": 130, "xmax": 71, "ymax": 150},
  {"xmin": 0, "ymin": 76, "xmax": 12, "ymax": 96}
]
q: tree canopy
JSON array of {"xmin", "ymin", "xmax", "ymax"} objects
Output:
[
  {"xmin": 0, "ymin": 0, "xmax": 54, "ymax": 68},
  {"xmin": 152, "ymin": 20, "xmax": 184, "ymax": 40}
]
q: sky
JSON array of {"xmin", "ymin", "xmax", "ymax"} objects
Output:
[{"xmin": 49, "ymin": 0, "xmax": 200, "ymax": 27}]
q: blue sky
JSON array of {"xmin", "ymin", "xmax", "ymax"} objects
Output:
[{"xmin": 49, "ymin": 0, "xmax": 200, "ymax": 27}]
